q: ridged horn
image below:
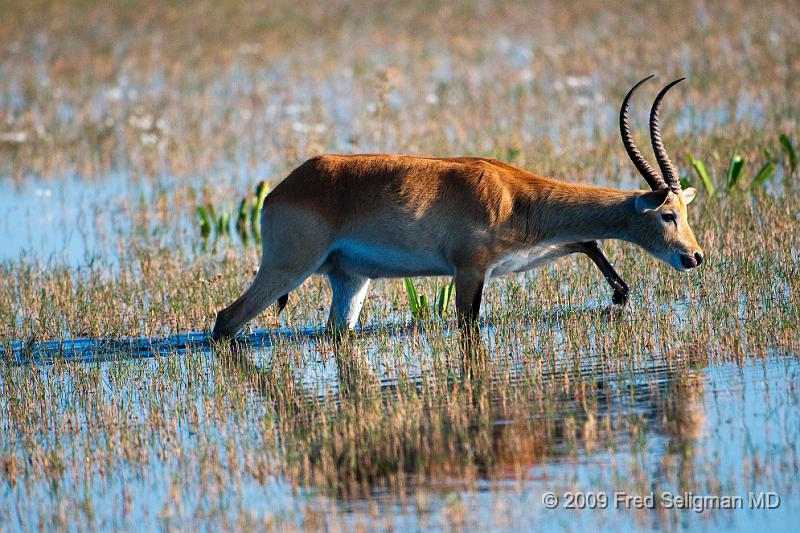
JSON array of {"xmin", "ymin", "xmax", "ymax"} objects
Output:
[
  {"xmin": 649, "ymin": 77, "xmax": 685, "ymax": 193},
  {"xmin": 619, "ymin": 75, "xmax": 667, "ymax": 191}
]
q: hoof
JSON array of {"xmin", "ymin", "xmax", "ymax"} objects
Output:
[{"xmin": 612, "ymin": 290, "xmax": 629, "ymax": 306}]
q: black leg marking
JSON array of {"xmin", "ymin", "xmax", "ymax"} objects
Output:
[
  {"xmin": 276, "ymin": 294, "xmax": 289, "ymax": 314},
  {"xmin": 454, "ymin": 270, "xmax": 487, "ymax": 364},
  {"xmin": 578, "ymin": 241, "xmax": 629, "ymax": 305},
  {"xmin": 455, "ymin": 274, "xmax": 485, "ymax": 332}
]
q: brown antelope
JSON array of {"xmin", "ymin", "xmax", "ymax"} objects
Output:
[{"xmin": 212, "ymin": 76, "xmax": 703, "ymax": 340}]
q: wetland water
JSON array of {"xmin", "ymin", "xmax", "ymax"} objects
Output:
[
  {"xmin": 2, "ymin": 0, "xmax": 799, "ymax": 529},
  {"xmin": 0, "ymin": 168, "xmax": 797, "ymax": 531},
  {"xmin": 1, "ymin": 316, "xmax": 797, "ymax": 531},
  {"xmin": 0, "ymin": 171, "xmax": 197, "ymax": 268},
  {"xmin": 1, "ymin": 158, "xmax": 797, "ymax": 532}
]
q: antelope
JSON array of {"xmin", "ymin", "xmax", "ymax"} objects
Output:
[{"xmin": 211, "ymin": 76, "xmax": 703, "ymax": 341}]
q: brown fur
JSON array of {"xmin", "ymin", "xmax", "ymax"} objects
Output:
[{"xmin": 212, "ymin": 154, "xmax": 702, "ymax": 339}]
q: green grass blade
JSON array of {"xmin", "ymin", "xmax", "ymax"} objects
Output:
[
  {"xmin": 205, "ymin": 204, "xmax": 217, "ymax": 229},
  {"xmin": 251, "ymin": 181, "xmax": 270, "ymax": 235},
  {"xmin": 255, "ymin": 180, "xmax": 270, "ymax": 209},
  {"xmin": 418, "ymin": 294, "xmax": 428, "ymax": 317},
  {"xmin": 196, "ymin": 205, "xmax": 211, "ymax": 237},
  {"xmin": 404, "ymin": 278, "xmax": 421, "ymax": 318},
  {"xmin": 725, "ymin": 154, "xmax": 744, "ymax": 192},
  {"xmin": 779, "ymin": 133, "xmax": 797, "ymax": 173},
  {"xmin": 687, "ymin": 154, "xmax": 715, "ymax": 196},
  {"xmin": 436, "ymin": 281, "xmax": 454, "ymax": 318},
  {"xmin": 750, "ymin": 162, "xmax": 775, "ymax": 191},
  {"xmin": 236, "ymin": 197, "xmax": 249, "ymax": 235},
  {"xmin": 216, "ymin": 210, "xmax": 230, "ymax": 235}
]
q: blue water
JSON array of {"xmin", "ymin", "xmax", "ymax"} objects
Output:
[
  {"xmin": 2, "ymin": 322, "xmax": 796, "ymax": 531},
  {"xmin": 0, "ymin": 171, "xmax": 138, "ymax": 266}
]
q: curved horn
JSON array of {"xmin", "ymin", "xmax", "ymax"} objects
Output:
[
  {"xmin": 649, "ymin": 77, "xmax": 685, "ymax": 193},
  {"xmin": 620, "ymin": 75, "xmax": 667, "ymax": 191}
]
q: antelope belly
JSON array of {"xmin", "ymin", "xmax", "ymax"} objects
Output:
[
  {"xmin": 325, "ymin": 240, "xmax": 453, "ymax": 278},
  {"xmin": 491, "ymin": 244, "xmax": 568, "ymax": 276}
]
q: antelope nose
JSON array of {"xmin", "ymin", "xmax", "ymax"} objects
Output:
[
  {"xmin": 695, "ymin": 252, "xmax": 704, "ymax": 265},
  {"xmin": 680, "ymin": 254, "xmax": 698, "ymax": 269}
]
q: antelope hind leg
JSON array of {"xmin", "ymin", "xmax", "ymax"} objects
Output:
[
  {"xmin": 326, "ymin": 269, "xmax": 370, "ymax": 332},
  {"xmin": 212, "ymin": 266, "xmax": 315, "ymax": 341},
  {"xmin": 212, "ymin": 201, "xmax": 336, "ymax": 340}
]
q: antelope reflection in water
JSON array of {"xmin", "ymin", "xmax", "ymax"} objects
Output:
[{"xmin": 216, "ymin": 334, "xmax": 706, "ymax": 497}]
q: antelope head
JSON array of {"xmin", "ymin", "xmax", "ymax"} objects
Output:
[{"xmin": 620, "ymin": 75, "xmax": 704, "ymax": 271}]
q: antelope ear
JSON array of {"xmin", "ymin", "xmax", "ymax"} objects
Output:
[
  {"xmin": 681, "ymin": 187, "xmax": 697, "ymax": 205},
  {"xmin": 635, "ymin": 188, "xmax": 671, "ymax": 213}
]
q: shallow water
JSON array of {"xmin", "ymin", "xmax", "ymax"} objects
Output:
[
  {"xmin": 1, "ymin": 322, "xmax": 797, "ymax": 531},
  {"xmin": 1, "ymin": 164, "xmax": 796, "ymax": 530},
  {"xmin": 0, "ymin": 73, "xmax": 783, "ymax": 269},
  {"xmin": 0, "ymin": 172, "xmax": 131, "ymax": 266},
  {"xmin": 2, "ymin": 1, "xmax": 799, "ymax": 529}
]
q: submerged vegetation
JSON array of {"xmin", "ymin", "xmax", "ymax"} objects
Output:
[{"xmin": 1, "ymin": 0, "xmax": 799, "ymax": 530}]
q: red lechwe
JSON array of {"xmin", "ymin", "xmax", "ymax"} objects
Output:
[{"xmin": 212, "ymin": 76, "xmax": 703, "ymax": 340}]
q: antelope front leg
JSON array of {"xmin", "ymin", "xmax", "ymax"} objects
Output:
[
  {"xmin": 454, "ymin": 269, "xmax": 486, "ymax": 332},
  {"xmin": 454, "ymin": 268, "xmax": 487, "ymax": 373},
  {"xmin": 577, "ymin": 241, "xmax": 629, "ymax": 305}
]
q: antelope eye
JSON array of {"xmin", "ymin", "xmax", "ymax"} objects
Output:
[{"xmin": 661, "ymin": 213, "xmax": 677, "ymax": 223}]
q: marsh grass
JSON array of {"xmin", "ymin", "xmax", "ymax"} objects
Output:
[
  {"xmin": 1, "ymin": 0, "xmax": 800, "ymax": 530},
  {"xmin": 687, "ymin": 132, "xmax": 796, "ymax": 196}
]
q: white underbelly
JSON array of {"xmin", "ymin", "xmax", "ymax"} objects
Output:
[
  {"xmin": 490, "ymin": 244, "xmax": 570, "ymax": 277},
  {"xmin": 325, "ymin": 239, "xmax": 453, "ymax": 278}
]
